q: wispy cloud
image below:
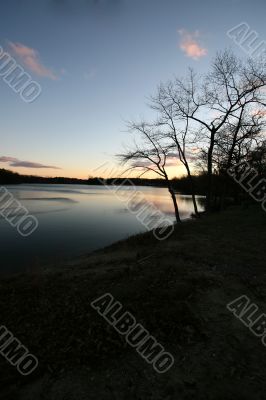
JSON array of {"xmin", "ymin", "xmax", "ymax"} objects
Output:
[
  {"xmin": 0, "ymin": 156, "xmax": 61, "ymax": 169},
  {"xmin": 132, "ymin": 150, "xmax": 199, "ymax": 170},
  {"xmin": 178, "ymin": 29, "xmax": 207, "ymax": 60},
  {"xmin": 0, "ymin": 156, "xmax": 18, "ymax": 163},
  {"xmin": 8, "ymin": 42, "xmax": 57, "ymax": 80},
  {"xmin": 132, "ymin": 156, "xmax": 181, "ymax": 169}
]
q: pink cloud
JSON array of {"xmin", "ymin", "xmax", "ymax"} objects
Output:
[
  {"xmin": 178, "ymin": 29, "xmax": 207, "ymax": 60},
  {"xmin": 0, "ymin": 156, "xmax": 61, "ymax": 169},
  {"xmin": 8, "ymin": 42, "xmax": 57, "ymax": 80},
  {"xmin": 0, "ymin": 156, "xmax": 18, "ymax": 163}
]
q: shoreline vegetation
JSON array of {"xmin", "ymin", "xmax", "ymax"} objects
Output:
[
  {"xmin": 0, "ymin": 167, "xmax": 205, "ymax": 193},
  {"xmin": 0, "ymin": 166, "xmax": 251, "ymax": 200},
  {"xmin": 1, "ymin": 7, "xmax": 266, "ymax": 397},
  {"xmin": 1, "ymin": 47, "xmax": 266, "ymax": 393},
  {"xmin": 0, "ymin": 204, "xmax": 265, "ymax": 399}
]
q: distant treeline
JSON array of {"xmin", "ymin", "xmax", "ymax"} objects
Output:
[
  {"xmin": 0, "ymin": 168, "xmax": 171, "ymax": 187},
  {"xmin": 0, "ymin": 167, "xmax": 251, "ymax": 200},
  {"xmin": 0, "ymin": 168, "xmax": 164, "ymax": 185},
  {"xmin": 0, "ymin": 169, "xmax": 87, "ymax": 185}
]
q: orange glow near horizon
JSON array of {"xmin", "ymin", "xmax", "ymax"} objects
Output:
[{"xmin": 3, "ymin": 163, "xmax": 187, "ymax": 181}]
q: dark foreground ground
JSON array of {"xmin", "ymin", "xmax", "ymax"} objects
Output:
[{"xmin": 0, "ymin": 204, "xmax": 266, "ymax": 399}]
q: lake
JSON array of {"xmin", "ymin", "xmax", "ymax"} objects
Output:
[{"xmin": 0, "ymin": 184, "xmax": 205, "ymax": 274}]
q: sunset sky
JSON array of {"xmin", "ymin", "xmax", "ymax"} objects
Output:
[{"xmin": 1, "ymin": 0, "xmax": 265, "ymax": 179}]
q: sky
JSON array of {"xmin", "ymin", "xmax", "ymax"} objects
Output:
[{"xmin": 1, "ymin": 0, "xmax": 266, "ymax": 179}]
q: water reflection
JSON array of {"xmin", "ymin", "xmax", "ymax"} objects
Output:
[{"xmin": 0, "ymin": 184, "xmax": 205, "ymax": 274}]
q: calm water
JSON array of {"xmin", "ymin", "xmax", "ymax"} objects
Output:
[{"xmin": 0, "ymin": 184, "xmax": 205, "ymax": 274}]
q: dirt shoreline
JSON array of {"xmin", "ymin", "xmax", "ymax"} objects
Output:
[{"xmin": 1, "ymin": 205, "xmax": 266, "ymax": 399}]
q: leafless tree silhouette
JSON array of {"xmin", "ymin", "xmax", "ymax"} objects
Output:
[{"xmin": 119, "ymin": 121, "xmax": 181, "ymax": 223}]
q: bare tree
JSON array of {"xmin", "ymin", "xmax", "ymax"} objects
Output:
[
  {"xmin": 150, "ymin": 84, "xmax": 199, "ymax": 216},
  {"xmin": 118, "ymin": 121, "xmax": 181, "ymax": 224},
  {"xmin": 217, "ymin": 110, "xmax": 265, "ymax": 167},
  {"xmin": 249, "ymin": 140, "xmax": 266, "ymax": 175},
  {"xmin": 160, "ymin": 50, "xmax": 266, "ymax": 210}
]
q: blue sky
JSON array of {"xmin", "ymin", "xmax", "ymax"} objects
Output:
[{"xmin": 1, "ymin": 0, "xmax": 266, "ymax": 178}]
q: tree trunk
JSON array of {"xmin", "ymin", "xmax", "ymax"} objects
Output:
[
  {"xmin": 206, "ymin": 128, "xmax": 216, "ymax": 212},
  {"xmin": 178, "ymin": 152, "xmax": 199, "ymax": 217},
  {"xmin": 168, "ymin": 187, "xmax": 181, "ymax": 224},
  {"xmin": 187, "ymin": 170, "xmax": 199, "ymax": 216}
]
